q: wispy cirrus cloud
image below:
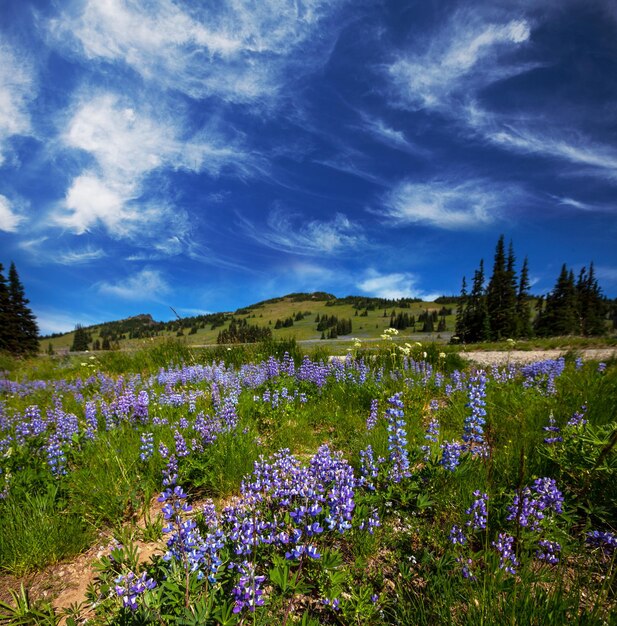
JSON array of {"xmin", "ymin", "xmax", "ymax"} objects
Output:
[
  {"xmin": 357, "ymin": 269, "xmax": 440, "ymax": 301},
  {"xmin": 482, "ymin": 122, "xmax": 617, "ymax": 179},
  {"xmin": 97, "ymin": 269, "xmax": 171, "ymax": 301},
  {"xmin": 379, "ymin": 179, "xmax": 510, "ymax": 230},
  {"xmin": 48, "ymin": 0, "xmax": 348, "ymax": 104},
  {"xmin": 386, "ymin": 6, "xmax": 617, "ymax": 181},
  {"xmin": 388, "ymin": 11, "xmax": 531, "ymax": 111},
  {"xmin": 0, "ymin": 194, "xmax": 25, "ymax": 232},
  {"xmin": 0, "ymin": 37, "xmax": 35, "ymax": 165},
  {"xmin": 550, "ymin": 195, "xmax": 617, "ymax": 214},
  {"xmin": 241, "ymin": 209, "xmax": 366, "ymax": 255},
  {"xmin": 356, "ymin": 113, "xmax": 428, "ymax": 156},
  {"xmin": 56, "ymin": 246, "xmax": 107, "ymax": 265}
]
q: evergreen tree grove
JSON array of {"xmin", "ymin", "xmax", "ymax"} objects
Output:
[
  {"xmin": 453, "ymin": 237, "xmax": 608, "ymax": 343},
  {"xmin": 0, "ymin": 262, "xmax": 39, "ymax": 355},
  {"xmin": 535, "ymin": 265, "xmax": 578, "ymax": 336}
]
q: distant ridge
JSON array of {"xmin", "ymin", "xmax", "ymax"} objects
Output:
[{"xmin": 40, "ymin": 291, "xmax": 458, "ymax": 351}]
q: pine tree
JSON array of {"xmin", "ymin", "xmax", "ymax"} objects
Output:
[
  {"xmin": 466, "ymin": 260, "xmax": 490, "ymax": 342},
  {"xmin": 486, "ymin": 236, "xmax": 517, "ymax": 340},
  {"xmin": 516, "ymin": 257, "xmax": 533, "ymax": 338},
  {"xmin": 71, "ymin": 324, "xmax": 90, "ymax": 351},
  {"xmin": 536, "ymin": 265, "xmax": 578, "ymax": 336},
  {"xmin": 0, "ymin": 263, "xmax": 12, "ymax": 353},
  {"xmin": 576, "ymin": 263, "xmax": 606, "ymax": 336},
  {"xmin": 6, "ymin": 262, "xmax": 39, "ymax": 355},
  {"xmin": 454, "ymin": 276, "xmax": 468, "ymax": 342}
]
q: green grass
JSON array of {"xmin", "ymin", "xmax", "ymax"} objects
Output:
[{"xmin": 0, "ymin": 340, "xmax": 615, "ymax": 624}]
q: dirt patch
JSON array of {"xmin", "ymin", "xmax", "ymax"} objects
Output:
[{"xmin": 459, "ymin": 348, "xmax": 617, "ymax": 367}]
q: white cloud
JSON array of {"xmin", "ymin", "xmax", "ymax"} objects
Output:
[
  {"xmin": 243, "ymin": 209, "xmax": 365, "ymax": 255},
  {"xmin": 49, "ymin": 0, "xmax": 347, "ymax": 103},
  {"xmin": 56, "ymin": 247, "xmax": 107, "ymax": 265},
  {"xmin": 483, "ymin": 124, "xmax": 617, "ymax": 179},
  {"xmin": 0, "ymin": 195, "xmax": 25, "ymax": 232},
  {"xmin": 98, "ymin": 269, "xmax": 171, "ymax": 301},
  {"xmin": 54, "ymin": 92, "xmax": 245, "ymax": 245},
  {"xmin": 57, "ymin": 173, "xmax": 131, "ymax": 235},
  {"xmin": 357, "ymin": 114, "xmax": 427, "ymax": 156},
  {"xmin": 357, "ymin": 269, "xmax": 439, "ymax": 301},
  {"xmin": 596, "ymin": 266, "xmax": 617, "ymax": 284},
  {"xmin": 63, "ymin": 92, "xmax": 243, "ymax": 182},
  {"xmin": 381, "ymin": 180, "xmax": 503, "ymax": 230},
  {"xmin": 388, "ymin": 12, "xmax": 531, "ymax": 110},
  {"xmin": 549, "ymin": 195, "xmax": 617, "ymax": 213},
  {"xmin": 37, "ymin": 310, "xmax": 100, "ymax": 335},
  {"xmin": 0, "ymin": 38, "xmax": 35, "ymax": 164},
  {"xmin": 387, "ymin": 7, "xmax": 617, "ymax": 181}
]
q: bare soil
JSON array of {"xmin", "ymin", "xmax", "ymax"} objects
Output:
[{"xmin": 459, "ymin": 347, "xmax": 617, "ymax": 366}]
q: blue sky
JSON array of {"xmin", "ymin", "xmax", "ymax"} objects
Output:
[{"xmin": 1, "ymin": 0, "xmax": 616, "ymax": 334}]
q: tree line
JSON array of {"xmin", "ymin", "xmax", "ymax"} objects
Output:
[
  {"xmin": 454, "ymin": 235, "xmax": 609, "ymax": 343},
  {"xmin": 217, "ymin": 318, "xmax": 272, "ymax": 344},
  {"xmin": 0, "ymin": 262, "xmax": 39, "ymax": 356}
]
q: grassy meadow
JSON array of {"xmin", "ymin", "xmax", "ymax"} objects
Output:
[
  {"xmin": 42, "ymin": 296, "xmax": 457, "ymax": 353},
  {"xmin": 0, "ymin": 339, "xmax": 615, "ymax": 624}
]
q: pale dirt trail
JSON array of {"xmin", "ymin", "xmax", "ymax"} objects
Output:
[{"xmin": 459, "ymin": 348, "xmax": 617, "ymax": 367}]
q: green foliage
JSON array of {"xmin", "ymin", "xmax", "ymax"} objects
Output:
[
  {"xmin": 0, "ymin": 262, "xmax": 39, "ymax": 356},
  {"xmin": 70, "ymin": 324, "xmax": 90, "ymax": 352},
  {"xmin": 1, "ymin": 343, "xmax": 616, "ymax": 624},
  {"xmin": 0, "ymin": 584, "xmax": 58, "ymax": 625}
]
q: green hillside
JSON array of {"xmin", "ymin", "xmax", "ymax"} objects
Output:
[{"xmin": 41, "ymin": 293, "xmax": 457, "ymax": 353}]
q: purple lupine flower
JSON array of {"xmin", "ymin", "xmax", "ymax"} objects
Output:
[
  {"xmin": 162, "ymin": 455, "xmax": 178, "ymax": 487},
  {"xmin": 463, "ymin": 371, "xmax": 488, "ymax": 456},
  {"xmin": 359, "ymin": 508, "xmax": 381, "ymax": 534},
  {"xmin": 465, "ymin": 491, "xmax": 488, "ymax": 531},
  {"xmin": 358, "ymin": 445, "xmax": 381, "ymax": 491},
  {"xmin": 322, "ymin": 597, "xmax": 340, "ymax": 611},
  {"xmin": 218, "ymin": 394, "xmax": 238, "ymax": 431},
  {"xmin": 174, "ymin": 430, "xmax": 190, "ymax": 458},
  {"xmin": 440, "ymin": 440, "xmax": 464, "ymax": 471},
  {"xmin": 450, "ymin": 525, "xmax": 467, "ymax": 545},
  {"xmin": 597, "ymin": 362, "xmax": 607, "ymax": 373},
  {"xmin": 134, "ymin": 390, "xmax": 149, "ymax": 422},
  {"xmin": 84, "ymin": 401, "xmax": 98, "ymax": 440},
  {"xmin": 158, "ymin": 480, "xmax": 215, "ymax": 579},
  {"xmin": 586, "ymin": 530, "xmax": 617, "ymax": 555},
  {"xmin": 139, "ymin": 432, "xmax": 154, "ymax": 461},
  {"xmin": 385, "ymin": 393, "xmax": 411, "ymax": 483},
  {"xmin": 114, "ymin": 571, "xmax": 156, "ymax": 611},
  {"xmin": 366, "ymin": 399, "xmax": 379, "ymax": 431},
  {"xmin": 566, "ymin": 405, "xmax": 587, "ymax": 428},
  {"xmin": 421, "ymin": 418, "xmax": 440, "ymax": 460},
  {"xmin": 543, "ymin": 413, "xmax": 563, "ymax": 444},
  {"xmin": 457, "ymin": 557, "xmax": 476, "ymax": 580},
  {"xmin": 521, "ymin": 358, "xmax": 565, "ymax": 395},
  {"xmin": 232, "ymin": 561, "xmax": 266, "ymax": 613},
  {"xmin": 46, "ymin": 433, "xmax": 67, "ymax": 477},
  {"xmin": 507, "ymin": 478, "xmax": 563, "ymax": 530},
  {"xmin": 574, "ymin": 357, "xmax": 583, "ymax": 370},
  {"xmin": 531, "ymin": 477, "xmax": 564, "ymax": 515},
  {"xmin": 493, "ymin": 533, "xmax": 518, "ymax": 574},
  {"xmin": 536, "ymin": 539, "xmax": 561, "ymax": 564}
]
